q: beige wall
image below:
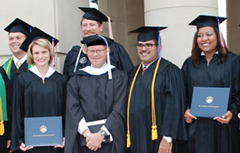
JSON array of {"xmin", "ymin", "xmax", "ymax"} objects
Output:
[{"xmin": 0, "ymin": 0, "xmax": 88, "ymax": 72}]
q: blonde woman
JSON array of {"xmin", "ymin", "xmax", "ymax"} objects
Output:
[{"xmin": 11, "ymin": 28, "xmax": 67, "ymax": 153}]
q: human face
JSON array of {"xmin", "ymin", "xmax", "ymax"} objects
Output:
[
  {"xmin": 81, "ymin": 19, "xmax": 103, "ymax": 37},
  {"xmin": 87, "ymin": 45, "xmax": 107, "ymax": 68},
  {"xmin": 32, "ymin": 44, "xmax": 50, "ymax": 67},
  {"xmin": 197, "ymin": 26, "xmax": 217, "ymax": 54},
  {"xmin": 137, "ymin": 40, "xmax": 159, "ymax": 66},
  {"xmin": 8, "ymin": 32, "xmax": 26, "ymax": 54}
]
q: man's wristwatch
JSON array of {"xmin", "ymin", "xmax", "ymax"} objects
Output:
[
  {"xmin": 163, "ymin": 136, "xmax": 172, "ymax": 143},
  {"xmin": 99, "ymin": 129, "xmax": 107, "ymax": 137}
]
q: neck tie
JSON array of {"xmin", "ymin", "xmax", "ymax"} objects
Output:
[
  {"xmin": 142, "ymin": 66, "xmax": 146, "ymax": 76},
  {"xmin": 16, "ymin": 61, "xmax": 22, "ymax": 69}
]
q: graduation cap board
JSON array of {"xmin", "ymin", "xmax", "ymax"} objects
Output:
[
  {"xmin": 4, "ymin": 18, "xmax": 32, "ymax": 36},
  {"xmin": 79, "ymin": 7, "xmax": 110, "ymax": 23},
  {"xmin": 129, "ymin": 26, "xmax": 167, "ymax": 42},
  {"xmin": 81, "ymin": 34, "xmax": 113, "ymax": 47},
  {"xmin": 20, "ymin": 27, "xmax": 59, "ymax": 52},
  {"xmin": 189, "ymin": 15, "xmax": 227, "ymax": 30}
]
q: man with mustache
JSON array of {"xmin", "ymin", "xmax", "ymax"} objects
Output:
[{"xmin": 63, "ymin": 7, "xmax": 133, "ymax": 79}]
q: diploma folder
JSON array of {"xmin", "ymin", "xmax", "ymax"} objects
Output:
[
  {"xmin": 24, "ymin": 116, "xmax": 62, "ymax": 147},
  {"xmin": 190, "ymin": 87, "xmax": 230, "ymax": 118}
]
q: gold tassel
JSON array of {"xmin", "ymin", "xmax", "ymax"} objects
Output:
[
  {"xmin": 0, "ymin": 120, "xmax": 4, "ymax": 135},
  {"xmin": 152, "ymin": 125, "xmax": 158, "ymax": 140},
  {"xmin": 126, "ymin": 132, "xmax": 131, "ymax": 148}
]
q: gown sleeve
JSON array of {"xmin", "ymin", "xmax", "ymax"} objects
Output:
[
  {"xmin": 104, "ymin": 71, "xmax": 128, "ymax": 152},
  {"xmin": 161, "ymin": 64, "xmax": 188, "ymax": 140},
  {"xmin": 229, "ymin": 54, "xmax": 240, "ymax": 116},
  {"xmin": 65, "ymin": 75, "xmax": 84, "ymax": 153},
  {"xmin": 11, "ymin": 76, "xmax": 25, "ymax": 151}
]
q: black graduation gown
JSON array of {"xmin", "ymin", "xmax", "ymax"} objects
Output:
[
  {"xmin": 65, "ymin": 69, "xmax": 128, "ymax": 153},
  {"xmin": 181, "ymin": 52, "xmax": 240, "ymax": 153},
  {"xmin": 0, "ymin": 67, "xmax": 10, "ymax": 153},
  {"xmin": 63, "ymin": 42, "xmax": 134, "ymax": 79},
  {"xmin": 11, "ymin": 70, "xmax": 67, "ymax": 153},
  {"xmin": 128, "ymin": 59, "xmax": 187, "ymax": 153}
]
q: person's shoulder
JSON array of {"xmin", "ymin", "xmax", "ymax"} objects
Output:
[
  {"xmin": 112, "ymin": 68, "xmax": 127, "ymax": 77},
  {"xmin": 67, "ymin": 45, "xmax": 81, "ymax": 54}
]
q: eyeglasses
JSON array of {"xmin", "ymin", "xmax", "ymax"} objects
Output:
[
  {"xmin": 88, "ymin": 48, "xmax": 106, "ymax": 54},
  {"xmin": 136, "ymin": 43, "xmax": 158, "ymax": 50}
]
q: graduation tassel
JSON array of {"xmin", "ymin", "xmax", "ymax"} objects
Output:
[
  {"xmin": 126, "ymin": 63, "xmax": 143, "ymax": 148},
  {"xmin": 0, "ymin": 97, "xmax": 4, "ymax": 136},
  {"xmin": 0, "ymin": 120, "xmax": 4, "ymax": 136},
  {"xmin": 107, "ymin": 16, "xmax": 114, "ymax": 39},
  {"xmin": 126, "ymin": 132, "xmax": 131, "ymax": 148},
  {"xmin": 152, "ymin": 125, "xmax": 158, "ymax": 140}
]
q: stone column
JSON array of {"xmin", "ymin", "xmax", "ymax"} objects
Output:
[
  {"xmin": 226, "ymin": 1, "xmax": 240, "ymax": 54},
  {"xmin": 144, "ymin": 0, "xmax": 219, "ymax": 67}
]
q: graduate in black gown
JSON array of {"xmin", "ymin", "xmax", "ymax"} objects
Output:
[
  {"xmin": 0, "ymin": 66, "xmax": 10, "ymax": 153},
  {"xmin": 11, "ymin": 27, "xmax": 67, "ymax": 153},
  {"xmin": 65, "ymin": 35, "xmax": 127, "ymax": 153},
  {"xmin": 127, "ymin": 26, "xmax": 187, "ymax": 153},
  {"xmin": 2, "ymin": 18, "xmax": 33, "ymax": 152},
  {"xmin": 63, "ymin": 7, "xmax": 133, "ymax": 79},
  {"xmin": 182, "ymin": 15, "xmax": 240, "ymax": 153}
]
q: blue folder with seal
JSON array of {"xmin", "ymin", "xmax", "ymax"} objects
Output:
[
  {"xmin": 24, "ymin": 116, "xmax": 62, "ymax": 147},
  {"xmin": 190, "ymin": 87, "xmax": 230, "ymax": 118}
]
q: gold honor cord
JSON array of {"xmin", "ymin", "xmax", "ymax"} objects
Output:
[
  {"xmin": 151, "ymin": 59, "xmax": 160, "ymax": 140},
  {"xmin": 126, "ymin": 62, "xmax": 142, "ymax": 148},
  {"xmin": 126, "ymin": 59, "xmax": 160, "ymax": 148}
]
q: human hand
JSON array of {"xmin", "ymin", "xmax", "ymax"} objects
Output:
[
  {"xmin": 54, "ymin": 137, "xmax": 65, "ymax": 148},
  {"xmin": 184, "ymin": 109, "xmax": 197, "ymax": 123},
  {"xmin": 214, "ymin": 110, "xmax": 233, "ymax": 124},
  {"xmin": 6, "ymin": 140, "xmax": 11, "ymax": 148},
  {"xmin": 86, "ymin": 132, "xmax": 105, "ymax": 151},
  {"xmin": 158, "ymin": 138, "xmax": 172, "ymax": 153},
  {"xmin": 19, "ymin": 143, "xmax": 33, "ymax": 152}
]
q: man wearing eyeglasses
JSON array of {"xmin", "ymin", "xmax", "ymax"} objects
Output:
[
  {"xmin": 65, "ymin": 35, "xmax": 127, "ymax": 153},
  {"xmin": 126, "ymin": 26, "xmax": 187, "ymax": 153}
]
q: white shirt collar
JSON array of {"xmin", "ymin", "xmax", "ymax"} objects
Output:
[
  {"xmin": 29, "ymin": 65, "xmax": 55, "ymax": 78},
  {"xmin": 142, "ymin": 58, "xmax": 158, "ymax": 69},
  {"xmin": 201, "ymin": 51, "xmax": 219, "ymax": 56},
  {"xmin": 13, "ymin": 55, "xmax": 27, "ymax": 66},
  {"xmin": 80, "ymin": 63, "xmax": 115, "ymax": 75}
]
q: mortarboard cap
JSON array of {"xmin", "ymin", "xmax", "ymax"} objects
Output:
[
  {"xmin": 129, "ymin": 26, "xmax": 167, "ymax": 42},
  {"xmin": 79, "ymin": 7, "xmax": 110, "ymax": 24},
  {"xmin": 189, "ymin": 15, "xmax": 227, "ymax": 30},
  {"xmin": 81, "ymin": 35, "xmax": 113, "ymax": 47},
  {"xmin": 20, "ymin": 27, "xmax": 59, "ymax": 52},
  {"xmin": 4, "ymin": 18, "xmax": 32, "ymax": 36}
]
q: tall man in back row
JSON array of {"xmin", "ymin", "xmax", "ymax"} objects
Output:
[
  {"xmin": 63, "ymin": 7, "xmax": 133, "ymax": 79},
  {"xmin": 126, "ymin": 26, "xmax": 187, "ymax": 153}
]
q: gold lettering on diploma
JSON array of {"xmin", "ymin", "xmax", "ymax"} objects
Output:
[
  {"xmin": 32, "ymin": 134, "xmax": 55, "ymax": 137},
  {"xmin": 198, "ymin": 105, "xmax": 219, "ymax": 108}
]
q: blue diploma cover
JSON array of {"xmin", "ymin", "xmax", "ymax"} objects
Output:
[
  {"xmin": 190, "ymin": 87, "xmax": 230, "ymax": 118},
  {"xmin": 24, "ymin": 116, "xmax": 62, "ymax": 147}
]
